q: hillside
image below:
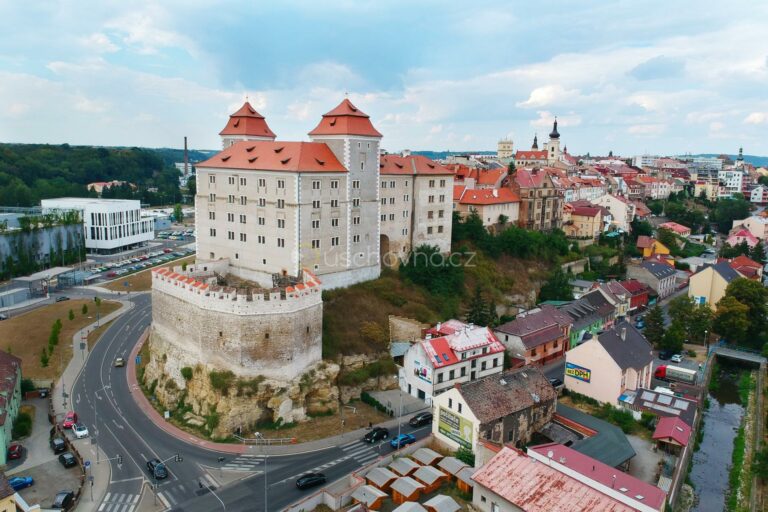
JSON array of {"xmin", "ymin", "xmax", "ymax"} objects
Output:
[{"xmin": 0, "ymin": 143, "xmax": 183, "ymax": 206}]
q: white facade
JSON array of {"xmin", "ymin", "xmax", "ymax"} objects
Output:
[
  {"xmin": 592, "ymin": 194, "xmax": 635, "ymax": 232},
  {"xmin": 41, "ymin": 198, "xmax": 153, "ymax": 254},
  {"xmin": 718, "ymin": 169, "xmax": 746, "ymax": 198},
  {"xmin": 632, "ymin": 155, "xmax": 659, "ymax": 168}
]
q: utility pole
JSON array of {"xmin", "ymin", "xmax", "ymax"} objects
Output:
[
  {"xmin": 94, "ymin": 385, "xmax": 110, "ymax": 464},
  {"xmin": 255, "ymin": 433, "xmax": 268, "ymax": 512}
]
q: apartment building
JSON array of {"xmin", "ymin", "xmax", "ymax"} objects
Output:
[{"xmin": 510, "ymin": 168, "xmax": 563, "ymax": 231}]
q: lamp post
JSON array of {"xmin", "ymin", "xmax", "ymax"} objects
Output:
[
  {"xmin": 94, "ymin": 385, "xmax": 110, "ymax": 464},
  {"xmin": 255, "ymin": 433, "xmax": 267, "ymax": 512}
]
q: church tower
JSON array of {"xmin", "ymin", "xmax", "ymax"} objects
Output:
[
  {"xmin": 547, "ymin": 118, "xmax": 561, "ymax": 164},
  {"xmin": 531, "ymin": 134, "xmax": 539, "ymax": 150},
  {"xmin": 219, "ymin": 101, "xmax": 276, "ymax": 148}
]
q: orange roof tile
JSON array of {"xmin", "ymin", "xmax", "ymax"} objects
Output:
[
  {"xmin": 476, "ymin": 168, "xmax": 506, "ymax": 185},
  {"xmin": 459, "ymin": 188, "xmax": 519, "ymax": 205},
  {"xmin": 197, "ymin": 141, "xmax": 346, "ymax": 173},
  {"xmin": 380, "ymin": 154, "xmax": 453, "ymax": 176},
  {"xmin": 308, "ymin": 99, "xmax": 382, "ymax": 138},
  {"xmin": 219, "ymin": 101, "xmax": 276, "ymax": 138}
]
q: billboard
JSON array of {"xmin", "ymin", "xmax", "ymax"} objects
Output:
[
  {"xmin": 438, "ymin": 406, "xmax": 473, "ymax": 449},
  {"xmin": 565, "ymin": 362, "xmax": 592, "ymax": 383},
  {"xmin": 414, "ymin": 359, "xmax": 432, "ymax": 384}
]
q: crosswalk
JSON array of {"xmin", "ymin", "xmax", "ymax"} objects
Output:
[
  {"xmin": 98, "ymin": 492, "xmax": 140, "ymax": 512},
  {"xmin": 158, "ymin": 474, "xmax": 220, "ymax": 508},
  {"xmin": 340, "ymin": 439, "xmax": 385, "ymax": 466},
  {"xmin": 221, "ymin": 453, "xmax": 262, "ymax": 472}
]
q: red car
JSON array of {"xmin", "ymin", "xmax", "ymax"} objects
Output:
[
  {"xmin": 62, "ymin": 411, "xmax": 78, "ymax": 429},
  {"xmin": 7, "ymin": 443, "xmax": 22, "ymax": 460}
]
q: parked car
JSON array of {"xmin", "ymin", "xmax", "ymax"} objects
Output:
[
  {"xmin": 7, "ymin": 443, "xmax": 22, "ymax": 460},
  {"xmin": 8, "ymin": 476, "xmax": 34, "ymax": 491},
  {"xmin": 635, "ymin": 319, "xmax": 645, "ymax": 329},
  {"xmin": 58, "ymin": 452, "xmax": 77, "ymax": 468},
  {"xmin": 548, "ymin": 378, "xmax": 564, "ymax": 389},
  {"xmin": 55, "ymin": 296, "xmax": 70, "ymax": 302},
  {"xmin": 114, "ymin": 357, "xmax": 125, "ymax": 367},
  {"xmin": 296, "ymin": 473, "xmax": 326, "ymax": 490},
  {"xmin": 73, "ymin": 423, "xmax": 89, "ymax": 439},
  {"xmin": 50, "ymin": 437, "xmax": 66, "ymax": 453},
  {"xmin": 62, "ymin": 411, "xmax": 78, "ymax": 429},
  {"xmin": 658, "ymin": 350, "xmax": 673, "ymax": 360},
  {"xmin": 163, "ymin": 248, "xmax": 173, "ymax": 253},
  {"xmin": 52, "ymin": 490, "xmax": 75, "ymax": 510},
  {"xmin": 670, "ymin": 354, "xmax": 684, "ymax": 363},
  {"xmin": 390, "ymin": 433, "xmax": 417, "ymax": 449},
  {"xmin": 408, "ymin": 412, "xmax": 433, "ymax": 427},
  {"xmin": 106, "ymin": 271, "xmax": 117, "ymax": 278},
  {"xmin": 147, "ymin": 459, "xmax": 168, "ymax": 479},
  {"xmin": 0, "ymin": 313, "xmax": 8, "ymax": 321},
  {"xmin": 363, "ymin": 427, "xmax": 389, "ymax": 443}
]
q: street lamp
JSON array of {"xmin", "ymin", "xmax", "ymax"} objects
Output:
[
  {"xmin": 255, "ymin": 433, "xmax": 268, "ymax": 512},
  {"xmin": 94, "ymin": 385, "xmax": 110, "ymax": 464}
]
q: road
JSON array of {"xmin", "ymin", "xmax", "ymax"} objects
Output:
[{"xmin": 71, "ymin": 291, "xmax": 431, "ymax": 512}]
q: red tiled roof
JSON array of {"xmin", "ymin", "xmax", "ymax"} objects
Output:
[
  {"xmin": 571, "ymin": 205, "xmax": 602, "ymax": 217},
  {"xmin": 636, "ymin": 236, "xmax": 654, "ymax": 249},
  {"xmin": 658, "ymin": 222, "xmax": 690, "ymax": 234},
  {"xmin": 618, "ymin": 279, "xmax": 650, "ymax": 296},
  {"xmin": 459, "ymin": 188, "xmax": 520, "ymax": 206},
  {"xmin": 652, "ymin": 416, "xmax": 692, "ymax": 446},
  {"xmin": 476, "ymin": 168, "xmax": 506, "ymax": 186},
  {"xmin": 219, "ymin": 101, "xmax": 276, "ymax": 138},
  {"xmin": 197, "ymin": 141, "xmax": 346, "ymax": 173},
  {"xmin": 515, "ymin": 150, "xmax": 548, "ymax": 160},
  {"xmin": 380, "ymin": 154, "xmax": 453, "ymax": 176},
  {"xmin": 308, "ymin": 99, "xmax": 382, "ymax": 137},
  {"xmin": 730, "ymin": 255, "xmax": 761, "ymax": 269},
  {"xmin": 453, "ymin": 185, "xmax": 466, "ymax": 201}
]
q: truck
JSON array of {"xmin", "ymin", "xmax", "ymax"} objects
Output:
[{"xmin": 654, "ymin": 364, "xmax": 697, "ymax": 385}]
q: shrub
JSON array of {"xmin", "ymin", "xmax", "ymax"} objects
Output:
[
  {"xmin": 455, "ymin": 447, "xmax": 475, "ymax": 467},
  {"xmin": 40, "ymin": 348, "xmax": 49, "ymax": 367},
  {"xmin": 12, "ymin": 412, "xmax": 32, "ymax": 439},
  {"xmin": 209, "ymin": 370, "xmax": 236, "ymax": 394},
  {"xmin": 339, "ymin": 358, "xmax": 397, "ymax": 386},
  {"xmin": 180, "ymin": 367, "xmax": 193, "ymax": 381},
  {"xmin": 20, "ymin": 378, "xmax": 35, "ymax": 395},
  {"xmin": 68, "ymin": 309, "xmax": 75, "ymax": 321},
  {"xmin": 236, "ymin": 376, "xmax": 265, "ymax": 397},
  {"xmin": 82, "ymin": 304, "xmax": 88, "ymax": 315},
  {"xmin": 361, "ymin": 391, "xmax": 389, "ymax": 414},
  {"xmin": 205, "ymin": 410, "xmax": 220, "ymax": 431},
  {"xmin": 165, "ymin": 379, "xmax": 178, "ymax": 391}
]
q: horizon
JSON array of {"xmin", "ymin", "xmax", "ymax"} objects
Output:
[{"xmin": 2, "ymin": 1, "xmax": 768, "ymax": 155}]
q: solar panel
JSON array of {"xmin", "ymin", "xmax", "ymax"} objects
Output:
[
  {"xmin": 657, "ymin": 395, "xmax": 673, "ymax": 405},
  {"xmin": 674, "ymin": 399, "xmax": 689, "ymax": 410},
  {"xmin": 641, "ymin": 391, "xmax": 654, "ymax": 401}
]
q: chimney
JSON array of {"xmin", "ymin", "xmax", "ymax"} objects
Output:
[
  {"xmin": 436, "ymin": 322, "xmax": 441, "ymax": 332},
  {"xmin": 492, "ymin": 189, "xmax": 499, "ymax": 197},
  {"xmin": 621, "ymin": 327, "xmax": 627, "ymax": 341},
  {"xmin": 402, "ymin": 149, "xmax": 411, "ymax": 157},
  {"xmin": 183, "ymin": 136, "xmax": 189, "ymax": 177}
]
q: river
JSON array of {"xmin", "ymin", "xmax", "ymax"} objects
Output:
[{"xmin": 689, "ymin": 366, "xmax": 745, "ymax": 512}]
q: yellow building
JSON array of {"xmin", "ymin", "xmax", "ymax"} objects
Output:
[
  {"xmin": 563, "ymin": 204, "xmax": 604, "ymax": 240},
  {"xmin": 688, "ymin": 262, "xmax": 743, "ymax": 309},
  {"xmin": 636, "ymin": 236, "xmax": 670, "ymax": 258}
]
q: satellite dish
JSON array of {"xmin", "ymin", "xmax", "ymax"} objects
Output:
[{"xmin": 547, "ymin": 450, "xmax": 554, "ymax": 459}]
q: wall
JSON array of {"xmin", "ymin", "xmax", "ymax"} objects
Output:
[
  {"xmin": 388, "ymin": 315, "xmax": 427, "ymax": 342},
  {"xmin": 431, "ymin": 387, "xmax": 481, "ymax": 452},
  {"xmin": 0, "ymin": 224, "xmax": 83, "ymax": 276},
  {"xmin": 486, "ymin": 398, "xmax": 556, "ymax": 447},
  {"xmin": 564, "ymin": 341, "xmax": 622, "ymax": 404}
]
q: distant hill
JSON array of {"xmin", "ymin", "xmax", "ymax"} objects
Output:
[
  {"xmin": 691, "ymin": 153, "xmax": 768, "ymax": 168},
  {"xmin": 151, "ymin": 147, "xmax": 218, "ymax": 166},
  {"xmin": 411, "ymin": 150, "xmax": 496, "ymax": 160}
]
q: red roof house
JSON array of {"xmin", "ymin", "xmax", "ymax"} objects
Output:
[
  {"xmin": 652, "ymin": 416, "xmax": 692, "ymax": 453},
  {"xmin": 309, "ymin": 98, "xmax": 382, "ymax": 138},
  {"xmin": 219, "ymin": 101, "xmax": 276, "ymax": 139}
]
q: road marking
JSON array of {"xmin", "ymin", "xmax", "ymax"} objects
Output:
[
  {"xmin": 112, "ymin": 419, "xmax": 125, "ymax": 430},
  {"xmin": 109, "ymin": 476, "xmax": 144, "ymax": 484},
  {"xmin": 156, "ymin": 492, "xmax": 170, "ymax": 509}
]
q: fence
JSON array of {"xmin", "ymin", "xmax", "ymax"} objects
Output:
[{"xmin": 231, "ymin": 434, "xmax": 296, "ymax": 445}]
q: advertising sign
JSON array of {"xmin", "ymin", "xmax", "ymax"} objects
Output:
[
  {"xmin": 565, "ymin": 362, "xmax": 592, "ymax": 383},
  {"xmin": 414, "ymin": 359, "xmax": 432, "ymax": 384},
  {"xmin": 438, "ymin": 406, "xmax": 473, "ymax": 448}
]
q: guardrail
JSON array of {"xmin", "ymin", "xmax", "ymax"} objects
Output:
[{"xmin": 232, "ymin": 434, "xmax": 297, "ymax": 445}]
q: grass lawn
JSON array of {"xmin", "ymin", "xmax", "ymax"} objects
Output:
[
  {"xmin": 102, "ymin": 255, "xmax": 195, "ymax": 292},
  {"xmin": 0, "ymin": 299, "xmax": 120, "ymax": 381}
]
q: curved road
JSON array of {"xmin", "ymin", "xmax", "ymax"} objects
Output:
[{"xmin": 73, "ymin": 291, "xmax": 430, "ymax": 511}]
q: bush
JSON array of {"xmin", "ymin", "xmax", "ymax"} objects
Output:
[
  {"xmin": 68, "ymin": 309, "xmax": 74, "ymax": 321},
  {"xmin": 455, "ymin": 447, "xmax": 475, "ymax": 467},
  {"xmin": 12, "ymin": 412, "xmax": 32, "ymax": 439},
  {"xmin": 361, "ymin": 391, "xmax": 389, "ymax": 414},
  {"xmin": 339, "ymin": 359, "xmax": 397, "ymax": 386},
  {"xmin": 40, "ymin": 348, "xmax": 49, "ymax": 367},
  {"xmin": 180, "ymin": 367, "xmax": 193, "ymax": 381},
  {"xmin": 209, "ymin": 370, "xmax": 236, "ymax": 394},
  {"xmin": 236, "ymin": 376, "xmax": 265, "ymax": 397},
  {"xmin": 20, "ymin": 378, "xmax": 35, "ymax": 395}
]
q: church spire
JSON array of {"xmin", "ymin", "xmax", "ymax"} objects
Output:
[
  {"xmin": 532, "ymin": 134, "xmax": 539, "ymax": 150},
  {"xmin": 737, "ymin": 146, "xmax": 744, "ymax": 161},
  {"xmin": 549, "ymin": 117, "xmax": 560, "ymax": 139}
]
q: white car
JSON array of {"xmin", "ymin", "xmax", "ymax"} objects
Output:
[
  {"xmin": 73, "ymin": 423, "xmax": 89, "ymax": 439},
  {"xmin": 670, "ymin": 354, "xmax": 683, "ymax": 363}
]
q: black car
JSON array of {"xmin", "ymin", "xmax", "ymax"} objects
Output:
[
  {"xmin": 52, "ymin": 490, "xmax": 75, "ymax": 510},
  {"xmin": 55, "ymin": 296, "xmax": 70, "ymax": 302},
  {"xmin": 659, "ymin": 349, "xmax": 673, "ymax": 360},
  {"xmin": 58, "ymin": 452, "xmax": 77, "ymax": 468},
  {"xmin": 296, "ymin": 473, "xmax": 326, "ymax": 490},
  {"xmin": 548, "ymin": 378, "xmax": 564, "ymax": 388},
  {"xmin": 408, "ymin": 412, "xmax": 433, "ymax": 427},
  {"xmin": 50, "ymin": 437, "xmax": 66, "ymax": 453},
  {"xmin": 147, "ymin": 458, "xmax": 168, "ymax": 479},
  {"xmin": 363, "ymin": 426, "xmax": 389, "ymax": 443}
]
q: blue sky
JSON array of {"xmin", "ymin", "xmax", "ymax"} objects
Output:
[{"xmin": 1, "ymin": 0, "xmax": 768, "ymax": 155}]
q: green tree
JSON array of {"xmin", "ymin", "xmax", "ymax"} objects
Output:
[
  {"xmin": 173, "ymin": 203, "xmax": 184, "ymax": 223},
  {"xmin": 498, "ymin": 214, "xmax": 509, "ymax": 226},
  {"xmin": 399, "ymin": 244, "xmax": 465, "ymax": 297},
  {"xmin": 40, "ymin": 348, "xmax": 49, "ymax": 368},
  {"xmin": 644, "ymin": 305, "xmax": 666, "ymax": 348},
  {"xmin": 754, "ymin": 447, "xmax": 768, "ymax": 481},
  {"xmin": 538, "ymin": 267, "xmax": 574, "ymax": 302},
  {"xmin": 750, "ymin": 240, "xmax": 765, "ymax": 263},
  {"xmin": 507, "ymin": 160, "xmax": 516, "ymax": 175},
  {"xmin": 724, "ymin": 278, "xmax": 768, "ymax": 340},
  {"xmin": 656, "ymin": 228, "xmax": 679, "ymax": 253},
  {"xmin": 486, "ymin": 299, "xmax": 498, "ymax": 327},
  {"xmin": 82, "ymin": 304, "xmax": 88, "ymax": 315},
  {"xmin": 68, "ymin": 309, "xmax": 75, "ymax": 321},
  {"xmin": 630, "ymin": 219, "xmax": 653, "ymax": 238},
  {"xmin": 466, "ymin": 286, "xmax": 489, "ymax": 326},
  {"xmin": 712, "ymin": 196, "xmax": 751, "ymax": 234},
  {"xmin": 688, "ymin": 304, "xmax": 713, "ymax": 345},
  {"xmin": 713, "ymin": 296, "xmax": 750, "ymax": 344},
  {"xmin": 660, "ymin": 322, "xmax": 685, "ymax": 353}
]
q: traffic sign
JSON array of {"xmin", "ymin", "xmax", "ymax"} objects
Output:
[
  {"xmin": 136, "ymin": 355, "xmax": 141, "ymax": 365},
  {"xmin": 84, "ymin": 460, "xmax": 91, "ymax": 469}
]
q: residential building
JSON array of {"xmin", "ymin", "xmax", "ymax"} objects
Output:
[
  {"xmin": 563, "ymin": 203, "xmax": 605, "ymax": 240},
  {"xmin": 472, "ymin": 445, "xmax": 664, "ymax": 512},
  {"xmin": 564, "ymin": 323, "xmax": 653, "ymax": 405},
  {"xmin": 598, "ymin": 281, "xmax": 632, "ymax": 319},
  {"xmin": 725, "ymin": 228, "xmax": 759, "ymax": 249},
  {"xmin": 0, "ymin": 351, "xmax": 22, "ymax": 465},
  {"xmin": 658, "ymin": 221, "xmax": 691, "ymax": 238},
  {"xmin": 728, "ymin": 255, "xmax": 763, "ymax": 281},
  {"xmin": 617, "ymin": 280, "xmax": 651, "ymax": 312},
  {"xmin": 513, "ymin": 133, "xmax": 548, "ymax": 167},
  {"xmin": 652, "ymin": 417, "xmax": 691, "ymax": 456},
  {"xmin": 86, "ymin": 180, "xmax": 135, "ymax": 195},
  {"xmin": 626, "ymin": 261, "xmax": 676, "ymax": 299},
  {"xmin": 718, "ymin": 169, "xmax": 746, "ymax": 198},
  {"xmin": 41, "ymin": 198, "xmax": 153, "ymax": 254},
  {"xmin": 624, "ymin": 179, "xmax": 646, "ymax": 200},
  {"xmin": 455, "ymin": 188, "xmax": 520, "ymax": 229},
  {"xmin": 688, "ymin": 261, "xmax": 742, "ymax": 308},
  {"xmin": 196, "ymin": 99, "xmax": 386, "ymax": 289},
  {"xmin": 570, "ymin": 279, "xmax": 595, "ymax": 299},
  {"xmin": 559, "ymin": 295, "xmax": 605, "ymax": 348},
  {"xmin": 494, "ymin": 306, "xmax": 572, "ymax": 365},
  {"xmin": 509, "ymin": 168, "xmax": 563, "ymax": 231},
  {"xmin": 432, "ymin": 366, "xmax": 556, "ymax": 452},
  {"xmin": 401, "ymin": 320, "xmax": 505, "ymax": 403},
  {"xmin": 619, "ymin": 387, "xmax": 697, "ymax": 428},
  {"xmin": 592, "ymin": 194, "xmax": 635, "ymax": 232},
  {"xmin": 379, "ymin": 154, "xmax": 454, "ymax": 265},
  {"xmin": 636, "ymin": 236, "xmax": 670, "ymax": 259},
  {"xmin": 732, "ymin": 214, "xmax": 768, "ymax": 240},
  {"xmin": 749, "ymin": 185, "xmax": 768, "ymax": 204}
]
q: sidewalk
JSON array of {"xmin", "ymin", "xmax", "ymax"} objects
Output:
[
  {"xmin": 127, "ymin": 331, "xmax": 429, "ymax": 457},
  {"xmin": 49, "ymin": 298, "xmax": 135, "ymax": 512}
]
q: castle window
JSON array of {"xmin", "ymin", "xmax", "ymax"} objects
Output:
[
  {"xmin": 263, "ymin": 258, "xmax": 266, "ymax": 264},
  {"xmin": 235, "ymin": 253, "xmax": 239, "ymax": 259},
  {"xmin": 307, "ymin": 326, "xmax": 310, "ymax": 333},
  {"xmin": 258, "ymin": 178, "xmax": 266, "ymax": 187},
  {"xmin": 428, "ymin": 195, "xmax": 434, "ymax": 203},
  {"xmin": 404, "ymin": 194, "xmax": 409, "ymax": 201},
  {"xmin": 390, "ymin": 181, "xmax": 395, "ymax": 188},
  {"xmin": 438, "ymin": 210, "xmax": 444, "ymax": 218},
  {"xmin": 311, "ymin": 219, "xmax": 319, "ymax": 229},
  {"xmin": 277, "ymin": 199, "xmax": 285, "ymax": 209},
  {"xmin": 277, "ymin": 238, "xmax": 285, "ymax": 248},
  {"xmin": 240, "ymin": 214, "xmax": 246, "ymax": 223},
  {"xmin": 209, "ymin": 212, "xmax": 215, "ymax": 220},
  {"xmin": 352, "ymin": 180, "xmax": 360, "ymax": 188},
  {"xmin": 440, "ymin": 179, "xmax": 446, "ymax": 187},
  {"xmin": 258, "ymin": 235, "xmax": 265, "ymax": 244},
  {"xmin": 209, "ymin": 175, "xmax": 216, "ymax": 184},
  {"xmin": 219, "ymin": 331, "xmax": 222, "ymax": 337},
  {"xmin": 240, "ymin": 177, "xmax": 246, "ymax": 186},
  {"xmin": 312, "ymin": 180, "xmax": 321, "ymax": 190},
  {"xmin": 258, "ymin": 217, "xmax": 265, "ymax": 225},
  {"xmin": 381, "ymin": 214, "xmax": 386, "ymax": 222},
  {"xmin": 428, "ymin": 211, "xmax": 434, "ymax": 219},
  {"xmin": 265, "ymin": 332, "xmax": 270, "ymax": 339},
  {"xmin": 228, "ymin": 194, "xmax": 235, "ymax": 203},
  {"xmin": 312, "ymin": 200, "xmax": 321, "ymax": 209},
  {"xmin": 352, "ymin": 198, "xmax": 360, "ymax": 207},
  {"xmin": 331, "ymin": 180, "xmax": 339, "ymax": 189},
  {"xmin": 240, "ymin": 196, "xmax": 247, "ymax": 205},
  {"xmin": 209, "ymin": 193, "xmax": 216, "ymax": 202},
  {"xmin": 389, "ymin": 214, "xmax": 394, "ymax": 220},
  {"xmin": 381, "ymin": 198, "xmax": 386, "ymax": 206},
  {"xmin": 360, "ymin": 162, "xmax": 364, "ymax": 170},
  {"xmin": 427, "ymin": 227, "xmax": 433, "ymax": 234},
  {"xmin": 353, "ymin": 216, "xmax": 360, "ymax": 225},
  {"xmin": 382, "ymin": 181, "xmax": 387, "ymax": 189},
  {"xmin": 311, "ymin": 239, "xmax": 320, "ymax": 249},
  {"xmin": 227, "ymin": 213, "xmax": 234, "ymax": 222},
  {"xmin": 228, "ymin": 176, "xmax": 235, "ymax": 185},
  {"xmin": 439, "ymin": 194, "xmax": 445, "ymax": 202},
  {"xmin": 438, "ymin": 226, "xmax": 444, "ymax": 233},
  {"xmin": 278, "ymin": 219, "xmax": 285, "ymax": 228},
  {"xmin": 352, "ymin": 234, "xmax": 360, "ymax": 243},
  {"xmin": 331, "ymin": 237, "xmax": 339, "ymax": 246},
  {"xmin": 331, "ymin": 218, "xmax": 339, "ymax": 227},
  {"xmin": 240, "ymin": 233, "xmax": 246, "ymax": 242},
  {"xmin": 331, "ymin": 199, "xmax": 339, "ymax": 208},
  {"xmin": 389, "ymin": 198, "xmax": 395, "ymax": 204},
  {"xmin": 277, "ymin": 179, "xmax": 285, "ymax": 189},
  {"xmin": 209, "ymin": 228, "xmax": 216, "ymax": 237},
  {"xmin": 429, "ymin": 180, "xmax": 435, "ymax": 187},
  {"xmin": 227, "ymin": 231, "xmax": 234, "ymax": 240}
]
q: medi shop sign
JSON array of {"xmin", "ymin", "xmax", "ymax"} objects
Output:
[{"xmin": 565, "ymin": 362, "xmax": 592, "ymax": 383}]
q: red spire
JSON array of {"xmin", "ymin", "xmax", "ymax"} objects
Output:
[
  {"xmin": 309, "ymin": 98, "xmax": 382, "ymax": 138},
  {"xmin": 219, "ymin": 101, "xmax": 276, "ymax": 139}
]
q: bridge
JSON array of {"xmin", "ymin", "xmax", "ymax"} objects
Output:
[{"xmin": 710, "ymin": 346, "xmax": 767, "ymax": 366}]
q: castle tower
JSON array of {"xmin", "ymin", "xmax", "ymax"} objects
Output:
[
  {"xmin": 219, "ymin": 101, "xmax": 276, "ymax": 148},
  {"xmin": 531, "ymin": 134, "xmax": 539, "ymax": 150},
  {"xmin": 497, "ymin": 138, "xmax": 514, "ymax": 160},
  {"xmin": 308, "ymin": 98, "xmax": 383, "ymax": 288},
  {"xmin": 736, "ymin": 146, "xmax": 745, "ymax": 168},
  {"xmin": 547, "ymin": 118, "xmax": 561, "ymax": 164}
]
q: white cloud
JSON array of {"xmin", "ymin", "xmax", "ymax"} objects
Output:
[
  {"xmin": 79, "ymin": 33, "xmax": 119, "ymax": 53},
  {"xmin": 517, "ymin": 85, "xmax": 580, "ymax": 108},
  {"xmin": 74, "ymin": 96, "xmax": 110, "ymax": 114},
  {"xmin": 530, "ymin": 111, "xmax": 581, "ymax": 129},
  {"xmin": 628, "ymin": 124, "xmax": 666, "ymax": 135},
  {"xmin": 744, "ymin": 112, "xmax": 768, "ymax": 124}
]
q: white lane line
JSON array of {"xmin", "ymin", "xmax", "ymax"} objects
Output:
[
  {"xmin": 156, "ymin": 493, "xmax": 170, "ymax": 509},
  {"xmin": 340, "ymin": 440, "xmax": 359, "ymax": 448},
  {"xmin": 98, "ymin": 504, "xmax": 106, "ymax": 512},
  {"xmin": 104, "ymin": 492, "xmax": 111, "ymax": 501},
  {"xmin": 132, "ymin": 495, "xmax": 140, "ymax": 503}
]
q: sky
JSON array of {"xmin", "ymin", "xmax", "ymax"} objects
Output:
[{"xmin": 1, "ymin": 0, "xmax": 768, "ymax": 156}]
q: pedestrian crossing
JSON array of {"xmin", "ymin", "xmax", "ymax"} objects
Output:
[
  {"xmin": 158, "ymin": 478, "xmax": 213, "ymax": 508},
  {"xmin": 221, "ymin": 453, "xmax": 263, "ymax": 472},
  {"xmin": 340, "ymin": 439, "xmax": 384, "ymax": 466},
  {"xmin": 98, "ymin": 492, "xmax": 140, "ymax": 512}
]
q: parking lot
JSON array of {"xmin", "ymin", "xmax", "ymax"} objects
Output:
[{"xmin": 16, "ymin": 458, "xmax": 83, "ymax": 508}]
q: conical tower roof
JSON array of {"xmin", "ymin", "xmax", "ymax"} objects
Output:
[
  {"xmin": 219, "ymin": 101, "xmax": 276, "ymax": 139},
  {"xmin": 309, "ymin": 98, "xmax": 382, "ymax": 138}
]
